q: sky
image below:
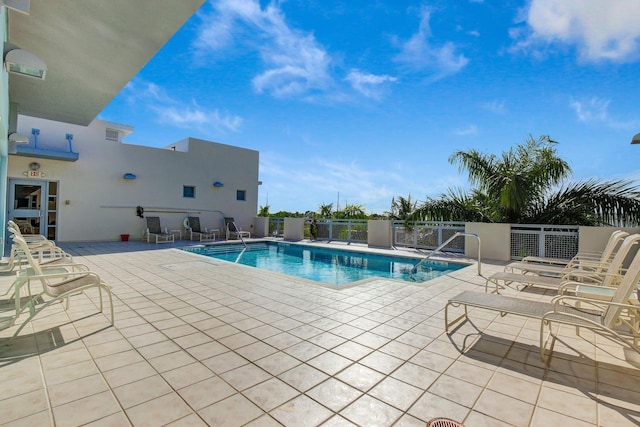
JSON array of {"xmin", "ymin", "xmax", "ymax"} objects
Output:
[{"xmin": 99, "ymin": 0, "xmax": 640, "ymax": 215}]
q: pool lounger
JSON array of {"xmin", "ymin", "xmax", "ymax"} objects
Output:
[{"xmin": 444, "ymin": 289, "xmax": 640, "ymax": 361}]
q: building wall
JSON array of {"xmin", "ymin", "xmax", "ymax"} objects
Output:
[
  {"xmin": 0, "ymin": 9, "xmax": 9, "ymax": 252},
  {"xmin": 7, "ymin": 116, "xmax": 259, "ymax": 242}
]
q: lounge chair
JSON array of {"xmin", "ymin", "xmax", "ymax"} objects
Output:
[
  {"xmin": 226, "ymin": 221, "xmax": 250, "ymax": 240},
  {"xmin": 185, "ymin": 216, "xmax": 217, "ymax": 242},
  {"xmin": 12, "ymin": 219, "xmax": 37, "ymax": 235},
  {"xmin": 143, "ymin": 216, "xmax": 174, "ymax": 243},
  {"xmin": 7, "ymin": 220, "xmax": 52, "ymax": 245},
  {"xmin": 521, "ymin": 230, "xmax": 628, "ymax": 266},
  {"xmin": 445, "ymin": 245, "xmax": 640, "ymax": 361},
  {"xmin": 486, "ymin": 233, "xmax": 640, "ymax": 293},
  {"xmin": 504, "ymin": 230, "xmax": 630, "ymax": 277},
  {"xmin": 2, "ymin": 235, "xmax": 113, "ymax": 344},
  {"xmin": 1, "ymin": 221, "xmax": 72, "ymax": 272}
]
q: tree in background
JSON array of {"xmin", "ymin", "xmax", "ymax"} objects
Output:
[
  {"xmin": 318, "ymin": 203, "xmax": 334, "ymax": 218},
  {"xmin": 388, "ymin": 195, "xmax": 418, "ymax": 221},
  {"xmin": 336, "ymin": 203, "xmax": 368, "ymax": 219},
  {"xmin": 257, "ymin": 204, "xmax": 270, "ymax": 217},
  {"xmin": 416, "ymin": 135, "xmax": 640, "ymax": 226}
]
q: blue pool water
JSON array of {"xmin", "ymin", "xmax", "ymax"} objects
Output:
[{"xmin": 183, "ymin": 242, "xmax": 465, "ymax": 286}]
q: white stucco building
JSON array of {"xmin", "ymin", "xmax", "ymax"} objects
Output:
[
  {"xmin": 0, "ymin": 1, "xmax": 265, "ymax": 248},
  {"xmin": 7, "ymin": 116, "xmax": 259, "ymax": 242}
]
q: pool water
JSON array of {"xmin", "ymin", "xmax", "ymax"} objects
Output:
[{"xmin": 183, "ymin": 242, "xmax": 465, "ymax": 286}]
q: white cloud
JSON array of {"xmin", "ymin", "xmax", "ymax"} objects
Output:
[
  {"xmin": 259, "ymin": 152, "xmax": 408, "ymax": 213},
  {"xmin": 453, "ymin": 124, "xmax": 478, "ymax": 136},
  {"xmin": 570, "ymin": 97, "xmax": 609, "ymax": 122},
  {"xmin": 155, "ymin": 104, "xmax": 242, "ymax": 132},
  {"xmin": 395, "ymin": 7, "xmax": 469, "ymax": 79},
  {"xmin": 345, "ymin": 69, "xmax": 397, "ymax": 99},
  {"xmin": 569, "ymin": 97, "xmax": 640, "ymax": 130},
  {"xmin": 195, "ymin": 0, "xmax": 332, "ymax": 98},
  {"xmin": 124, "ymin": 80, "xmax": 242, "ymax": 132},
  {"xmin": 512, "ymin": 0, "xmax": 640, "ymax": 62},
  {"xmin": 482, "ymin": 99, "xmax": 507, "ymax": 114}
]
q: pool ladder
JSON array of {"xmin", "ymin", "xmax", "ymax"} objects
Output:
[
  {"xmin": 409, "ymin": 232, "xmax": 481, "ymax": 280},
  {"xmin": 230, "ymin": 221, "xmax": 247, "ymax": 249},
  {"xmin": 230, "ymin": 221, "xmax": 247, "ymax": 262}
]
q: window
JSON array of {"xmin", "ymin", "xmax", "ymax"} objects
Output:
[
  {"xmin": 105, "ymin": 129, "xmax": 120, "ymax": 142},
  {"xmin": 236, "ymin": 190, "xmax": 246, "ymax": 201},
  {"xmin": 183, "ymin": 186, "xmax": 196, "ymax": 198}
]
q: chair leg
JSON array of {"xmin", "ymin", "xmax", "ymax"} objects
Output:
[
  {"xmin": 540, "ymin": 318, "xmax": 554, "ymax": 361},
  {"xmin": 104, "ymin": 285, "xmax": 114, "ymax": 325}
]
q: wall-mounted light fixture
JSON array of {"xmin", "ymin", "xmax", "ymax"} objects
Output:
[
  {"xmin": 123, "ymin": 173, "xmax": 137, "ymax": 180},
  {"xmin": 4, "ymin": 46, "xmax": 46, "ymax": 79},
  {"xmin": 631, "ymin": 133, "xmax": 640, "ymax": 145},
  {"xmin": 213, "ymin": 181, "xmax": 224, "ymax": 188},
  {"xmin": 29, "ymin": 162, "xmax": 40, "ymax": 170},
  {"xmin": 8, "ymin": 132, "xmax": 29, "ymax": 144}
]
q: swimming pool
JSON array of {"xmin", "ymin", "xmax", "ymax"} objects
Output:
[{"xmin": 183, "ymin": 241, "xmax": 466, "ymax": 286}]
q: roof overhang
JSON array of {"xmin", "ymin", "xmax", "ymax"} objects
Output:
[{"xmin": 6, "ymin": 0, "xmax": 205, "ymax": 126}]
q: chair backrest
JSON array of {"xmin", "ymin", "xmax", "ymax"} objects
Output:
[
  {"xmin": 7, "ymin": 225, "xmax": 26, "ymax": 261},
  {"xmin": 188, "ymin": 217, "xmax": 202, "ymax": 233},
  {"xmin": 12, "ymin": 235, "xmax": 45, "ymax": 279},
  {"xmin": 146, "ymin": 216, "xmax": 162, "ymax": 234},
  {"xmin": 603, "ymin": 237, "xmax": 640, "ymax": 327},
  {"xmin": 227, "ymin": 222, "xmax": 239, "ymax": 232},
  {"xmin": 599, "ymin": 230, "xmax": 630, "ymax": 263},
  {"xmin": 601, "ymin": 234, "xmax": 640, "ymax": 286},
  {"xmin": 8, "ymin": 220, "xmax": 23, "ymax": 237},
  {"xmin": 12, "ymin": 235, "xmax": 80, "ymax": 298}
]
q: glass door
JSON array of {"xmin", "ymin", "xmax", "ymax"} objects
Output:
[{"xmin": 8, "ymin": 179, "xmax": 55, "ymax": 239}]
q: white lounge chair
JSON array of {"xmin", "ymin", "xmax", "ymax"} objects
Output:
[
  {"xmin": 521, "ymin": 230, "xmax": 628, "ymax": 266},
  {"xmin": 486, "ymin": 233, "xmax": 640, "ymax": 293},
  {"xmin": 2, "ymin": 235, "xmax": 113, "ymax": 344},
  {"xmin": 505, "ymin": 230, "xmax": 630, "ymax": 277},
  {"xmin": 1, "ymin": 221, "xmax": 72, "ymax": 272},
  {"xmin": 446, "ymin": 244, "xmax": 640, "ymax": 361},
  {"xmin": 143, "ymin": 216, "xmax": 174, "ymax": 244}
]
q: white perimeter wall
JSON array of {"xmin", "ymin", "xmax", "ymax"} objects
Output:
[{"xmin": 7, "ymin": 116, "xmax": 259, "ymax": 241}]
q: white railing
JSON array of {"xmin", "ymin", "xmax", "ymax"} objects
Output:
[
  {"xmin": 392, "ymin": 221, "xmax": 466, "ymax": 252},
  {"xmin": 268, "ymin": 217, "xmax": 284, "ymax": 237},
  {"xmin": 268, "ymin": 218, "xmax": 584, "ymax": 261},
  {"xmin": 510, "ymin": 224, "xmax": 579, "ymax": 260},
  {"xmin": 310, "ymin": 219, "xmax": 368, "ymax": 243}
]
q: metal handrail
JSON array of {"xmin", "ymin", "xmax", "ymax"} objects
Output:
[
  {"xmin": 410, "ymin": 232, "xmax": 481, "ymax": 279},
  {"xmin": 231, "ymin": 221, "xmax": 247, "ymax": 249}
]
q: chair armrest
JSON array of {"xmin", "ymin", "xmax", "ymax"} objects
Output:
[
  {"xmin": 551, "ymin": 294, "xmax": 637, "ymax": 312},
  {"xmin": 21, "ymin": 270, "xmax": 101, "ymax": 281},
  {"xmin": 557, "ymin": 281, "xmax": 619, "ymax": 295}
]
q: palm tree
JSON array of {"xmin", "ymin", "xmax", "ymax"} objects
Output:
[
  {"xmin": 257, "ymin": 204, "xmax": 270, "ymax": 217},
  {"xmin": 337, "ymin": 203, "xmax": 367, "ymax": 219},
  {"xmin": 389, "ymin": 195, "xmax": 418, "ymax": 221},
  {"xmin": 318, "ymin": 203, "xmax": 334, "ymax": 218},
  {"xmin": 417, "ymin": 135, "xmax": 640, "ymax": 226}
]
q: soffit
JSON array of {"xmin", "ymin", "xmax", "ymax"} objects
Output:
[{"xmin": 7, "ymin": 0, "xmax": 205, "ymax": 126}]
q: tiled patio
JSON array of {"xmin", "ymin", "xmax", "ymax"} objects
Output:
[{"xmin": 1, "ymin": 240, "xmax": 639, "ymax": 426}]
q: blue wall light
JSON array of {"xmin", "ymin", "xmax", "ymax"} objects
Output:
[
  {"xmin": 123, "ymin": 173, "xmax": 137, "ymax": 180},
  {"xmin": 213, "ymin": 181, "xmax": 224, "ymax": 187}
]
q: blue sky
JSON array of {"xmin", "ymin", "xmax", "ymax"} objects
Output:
[{"xmin": 100, "ymin": 0, "xmax": 640, "ymax": 215}]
